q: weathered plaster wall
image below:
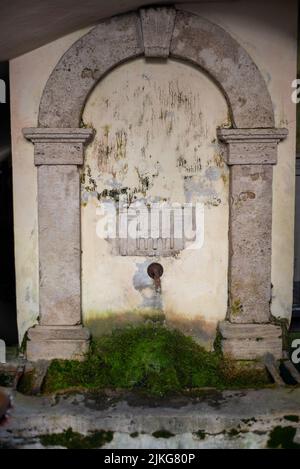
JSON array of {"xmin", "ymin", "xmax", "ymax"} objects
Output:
[
  {"xmin": 10, "ymin": 0, "xmax": 297, "ymax": 344},
  {"xmin": 81, "ymin": 58, "xmax": 229, "ymax": 345}
]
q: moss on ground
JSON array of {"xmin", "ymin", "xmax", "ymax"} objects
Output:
[
  {"xmin": 267, "ymin": 426, "xmax": 300, "ymax": 449},
  {"xmin": 194, "ymin": 430, "xmax": 206, "ymax": 440},
  {"xmin": 39, "ymin": 428, "xmax": 113, "ymax": 449},
  {"xmin": 0, "ymin": 373, "xmax": 13, "ymax": 387},
  {"xmin": 227, "ymin": 428, "xmax": 241, "ymax": 437},
  {"xmin": 42, "ymin": 324, "xmax": 270, "ymax": 397},
  {"xmin": 152, "ymin": 430, "xmax": 175, "ymax": 439},
  {"xmin": 17, "ymin": 370, "xmax": 35, "ymax": 395},
  {"xmin": 284, "ymin": 415, "xmax": 299, "ymax": 423}
]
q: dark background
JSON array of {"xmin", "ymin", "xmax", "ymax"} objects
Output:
[{"xmin": 0, "ymin": 62, "xmax": 18, "ymax": 345}]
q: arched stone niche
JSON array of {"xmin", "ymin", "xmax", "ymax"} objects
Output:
[{"xmin": 23, "ymin": 7, "xmax": 287, "ymax": 361}]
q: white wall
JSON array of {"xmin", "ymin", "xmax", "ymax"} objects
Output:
[{"xmin": 10, "ymin": 0, "xmax": 298, "ymax": 345}]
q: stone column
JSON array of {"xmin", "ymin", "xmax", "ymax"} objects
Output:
[
  {"xmin": 23, "ymin": 128, "xmax": 94, "ymax": 361},
  {"xmin": 217, "ymin": 128, "xmax": 288, "ymax": 360}
]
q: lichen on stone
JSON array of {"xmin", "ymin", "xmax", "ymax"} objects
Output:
[
  {"xmin": 152, "ymin": 430, "xmax": 174, "ymax": 439},
  {"xmin": 39, "ymin": 427, "xmax": 114, "ymax": 449}
]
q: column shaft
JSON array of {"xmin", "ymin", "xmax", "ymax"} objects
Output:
[
  {"xmin": 23, "ymin": 128, "xmax": 93, "ymax": 361},
  {"xmin": 217, "ymin": 128, "xmax": 288, "ymax": 360},
  {"xmin": 229, "ymin": 164, "xmax": 272, "ymax": 323},
  {"xmin": 38, "ymin": 165, "xmax": 81, "ymax": 325}
]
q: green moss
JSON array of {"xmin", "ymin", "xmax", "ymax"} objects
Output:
[
  {"xmin": 227, "ymin": 428, "xmax": 240, "ymax": 437},
  {"xmin": 271, "ymin": 316, "xmax": 289, "ymax": 350},
  {"xmin": 130, "ymin": 432, "xmax": 139, "ymax": 438},
  {"xmin": 142, "ymin": 311, "xmax": 165, "ymax": 324},
  {"xmin": 242, "ymin": 418, "xmax": 257, "ymax": 424},
  {"xmin": 284, "ymin": 415, "xmax": 299, "ymax": 423},
  {"xmin": 213, "ymin": 326, "xmax": 222, "ymax": 355},
  {"xmin": 17, "ymin": 370, "xmax": 35, "ymax": 395},
  {"xmin": 42, "ymin": 324, "xmax": 271, "ymax": 397},
  {"xmin": 267, "ymin": 426, "xmax": 300, "ymax": 449},
  {"xmin": 231, "ymin": 299, "xmax": 243, "ymax": 316},
  {"xmin": 19, "ymin": 331, "xmax": 29, "ymax": 355},
  {"xmin": 0, "ymin": 373, "xmax": 12, "ymax": 387},
  {"xmin": 152, "ymin": 430, "xmax": 174, "ymax": 439},
  {"xmin": 40, "ymin": 428, "xmax": 113, "ymax": 449},
  {"xmin": 194, "ymin": 430, "xmax": 206, "ymax": 440},
  {"xmin": 85, "ymin": 309, "xmax": 166, "ymax": 338},
  {"xmin": 218, "ymin": 360, "xmax": 270, "ymax": 389}
]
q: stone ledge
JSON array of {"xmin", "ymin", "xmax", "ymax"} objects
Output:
[
  {"xmin": 2, "ymin": 388, "xmax": 300, "ymax": 449},
  {"xmin": 26, "ymin": 326, "xmax": 90, "ymax": 362},
  {"xmin": 219, "ymin": 322, "xmax": 282, "ymax": 360},
  {"xmin": 26, "ymin": 340, "xmax": 90, "ymax": 362},
  {"xmin": 28, "ymin": 325, "xmax": 90, "ymax": 341},
  {"xmin": 219, "ymin": 322, "xmax": 282, "ymax": 339}
]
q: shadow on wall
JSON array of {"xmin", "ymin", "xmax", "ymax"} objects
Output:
[{"xmin": 0, "ymin": 62, "xmax": 18, "ymax": 346}]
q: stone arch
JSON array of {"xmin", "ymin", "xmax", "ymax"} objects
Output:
[
  {"xmin": 23, "ymin": 7, "xmax": 287, "ymax": 362},
  {"xmin": 38, "ymin": 8, "xmax": 274, "ymax": 129}
]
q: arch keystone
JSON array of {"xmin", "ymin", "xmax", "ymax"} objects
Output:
[{"xmin": 140, "ymin": 7, "xmax": 176, "ymax": 58}]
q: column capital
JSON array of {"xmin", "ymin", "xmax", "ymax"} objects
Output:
[
  {"xmin": 23, "ymin": 127, "xmax": 94, "ymax": 144},
  {"xmin": 23, "ymin": 127, "xmax": 94, "ymax": 165},
  {"xmin": 217, "ymin": 128, "xmax": 288, "ymax": 165},
  {"xmin": 217, "ymin": 128, "xmax": 288, "ymax": 142}
]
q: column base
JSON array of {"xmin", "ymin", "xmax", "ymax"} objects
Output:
[
  {"xmin": 219, "ymin": 321, "xmax": 282, "ymax": 360},
  {"xmin": 26, "ymin": 325, "xmax": 90, "ymax": 361}
]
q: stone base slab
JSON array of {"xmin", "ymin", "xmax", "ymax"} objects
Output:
[
  {"xmin": 1, "ymin": 388, "xmax": 300, "ymax": 449},
  {"xmin": 26, "ymin": 326, "xmax": 90, "ymax": 361},
  {"xmin": 219, "ymin": 322, "xmax": 282, "ymax": 360}
]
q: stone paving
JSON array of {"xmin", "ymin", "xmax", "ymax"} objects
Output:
[{"xmin": 1, "ymin": 387, "xmax": 300, "ymax": 449}]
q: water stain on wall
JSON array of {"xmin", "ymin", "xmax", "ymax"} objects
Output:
[{"xmin": 81, "ymin": 58, "xmax": 230, "ymax": 348}]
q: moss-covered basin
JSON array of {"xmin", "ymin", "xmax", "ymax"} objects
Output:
[{"xmin": 42, "ymin": 324, "xmax": 270, "ymax": 397}]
